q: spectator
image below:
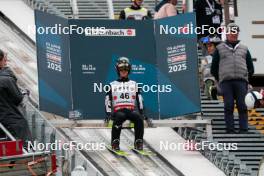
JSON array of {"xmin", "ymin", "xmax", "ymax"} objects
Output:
[
  {"xmin": 211, "ymin": 23, "xmax": 254, "ymax": 134},
  {"xmin": 0, "ymin": 50, "xmax": 17, "ymax": 82},
  {"xmin": 0, "ymin": 49, "xmax": 31, "ymax": 144},
  {"xmin": 119, "ymin": 0, "xmax": 152, "ymax": 20},
  {"xmin": 154, "ymin": 0, "xmax": 178, "ymax": 19},
  {"xmin": 200, "ymin": 35, "xmax": 221, "ymax": 100},
  {"xmin": 194, "ymin": 0, "xmax": 223, "ymax": 40}
]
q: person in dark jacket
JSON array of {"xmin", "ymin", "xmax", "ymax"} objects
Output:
[
  {"xmin": 0, "ymin": 50, "xmax": 17, "ymax": 81},
  {"xmin": 0, "ymin": 49, "xmax": 31, "ymax": 143},
  {"xmin": 119, "ymin": 0, "xmax": 152, "ymax": 20},
  {"xmin": 211, "ymin": 23, "xmax": 254, "ymax": 134},
  {"xmin": 0, "ymin": 67, "xmax": 17, "ymax": 82},
  {"xmin": 194, "ymin": 0, "xmax": 223, "ymax": 39}
]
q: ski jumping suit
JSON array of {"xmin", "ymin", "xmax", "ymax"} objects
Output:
[{"xmin": 105, "ymin": 78, "xmax": 144, "ymax": 144}]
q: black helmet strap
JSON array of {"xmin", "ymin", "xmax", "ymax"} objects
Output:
[{"xmin": 251, "ymin": 92, "xmax": 261, "ymax": 108}]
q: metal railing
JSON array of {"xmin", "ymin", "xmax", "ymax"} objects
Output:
[
  {"xmin": 106, "ymin": 0, "xmax": 115, "ymax": 19},
  {"xmin": 70, "ymin": 0, "xmax": 79, "ymax": 19},
  {"xmin": 24, "ymin": 102, "xmax": 103, "ymax": 176}
]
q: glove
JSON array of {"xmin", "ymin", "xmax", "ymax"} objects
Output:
[{"xmin": 21, "ymin": 89, "xmax": 30, "ymax": 96}]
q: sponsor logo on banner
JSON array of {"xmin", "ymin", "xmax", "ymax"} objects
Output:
[
  {"xmin": 85, "ymin": 28, "xmax": 136, "ymax": 37},
  {"xmin": 131, "ymin": 64, "xmax": 146, "ymax": 74},
  {"xmin": 168, "ymin": 54, "xmax": 187, "ymax": 64},
  {"xmin": 46, "ymin": 53, "xmax": 61, "ymax": 63},
  {"xmin": 167, "ymin": 44, "xmax": 188, "ymax": 73},
  {"xmin": 82, "ymin": 64, "xmax": 96, "ymax": 74},
  {"xmin": 45, "ymin": 42, "xmax": 62, "ymax": 72},
  {"xmin": 69, "ymin": 110, "xmax": 82, "ymax": 119}
]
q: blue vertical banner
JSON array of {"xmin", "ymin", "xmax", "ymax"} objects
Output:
[
  {"xmin": 35, "ymin": 10, "xmax": 201, "ymax": 119},
  {"xmin": 155, "ymin": 13, "xmax": 201, "ymax": 118},
  {"xmin": 35, "ymin": 10, "xmax": 72, "ymax": 117},
  {"xmin": 155, "ymin": 13, "xmax": 201, "ymax": 119}
]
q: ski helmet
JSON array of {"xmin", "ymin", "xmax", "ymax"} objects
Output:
[
  {"xmin": 115, "ymin": 57, "xmax": 131, "ymax": 75},
  {"xmin": 245, "ymin": 91, "xmax": 263, "ymax": 110}
]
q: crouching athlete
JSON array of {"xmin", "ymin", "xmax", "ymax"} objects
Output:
[{"xmin": 105, "ymin": 57, "xmax": 149, "ymax": 151}]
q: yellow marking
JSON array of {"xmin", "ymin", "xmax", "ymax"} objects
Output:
[
  {"xmin": 259, "ymin": 130, "xmax": 264, "ymax": 134},
  {"xmin": 257, "ymin": 121, "xmax": 264, "ymax": 125},
  {"xmin": 218, "ymin": 96, "xmax": 224, "ymax": 101},
  {"xmin": 249, "ymin": 117, "xmax": 264, "ymax": 121},
  {"xmin": 234, "ymin": 108, "xmax": 238, "ymax": 113},
  {"xmin": 248, "ymin": 109, "xmax": 262, "ymax": 117},
  {"xmin": 249, "ymin": 121, "xmax": 258, "ymax": 125},
  {"xmin": 255, "ymin": 125, "xmax": 264, "ymax": 130}
]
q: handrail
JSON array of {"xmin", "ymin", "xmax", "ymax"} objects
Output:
[
  {"xmin": 70, "ymin": 0, "xmax": 79, "ymax": 19},
  {"xmin": 25, "ymin": 102, "xmax": 104, "ymax": 176},
  {"xmin": 259, "ymin": 157, "xmax": 264, "ymax": 176},
  {"xmin": 186, "ymin": 0, "xmax": 193, "ymax": 13},
  {"xmin": 0, "ymin": 123, "xmax": 16, "ymax": 141},
  {"xmin": 106, "ymin": 0, "xmax": 115, "ymax": 19},
  {"xmin": 0, "ymin": 123, "xmax": 28, "ymax": 154}
]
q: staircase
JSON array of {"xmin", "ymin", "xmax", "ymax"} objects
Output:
[
  {"xmin": 25, "ymin": 0, "xmax": 110, "ymax": 19},
  {"xmin": 77, "ymin": 0, "xmax": 109, "ymax": 19},
  {"xmin": 47, "ymin": 0, "xmax": 73, "ymax": 18},
  {"xmin": 177, "ymin": 91, "xmax": 264, "ymax": 176}
]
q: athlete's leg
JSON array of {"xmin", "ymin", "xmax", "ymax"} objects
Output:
[
  {"xmin": 128, "ymin": 110, "xmax": 144, "ymax": 149},
  {"xmin": 111, "ymin": 111, "xmax": 127, "ymax": 146}
]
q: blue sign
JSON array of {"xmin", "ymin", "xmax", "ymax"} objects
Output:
[{"xmin": 35, "ymin": 10, "xmax": 201, "ymax": 119}]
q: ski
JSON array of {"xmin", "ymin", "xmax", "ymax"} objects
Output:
[
  {"xmin": 106, "ymin": 120, "xmax": 134, "ymax": 128},
  {"xmin": 129, "ymin": 147, "xmax": 155, "ymax": 156},
  {"xmin": 106, "ymin": 145, "xmax": 129, "ymax": 156}
]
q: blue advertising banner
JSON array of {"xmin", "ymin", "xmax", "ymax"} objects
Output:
[
  {"xmin": 35, "ymin": 10, "xmax": 201, "ymax": 119},
  {"xmin": 155, "ymin": 13, "xmax": 201, "ymax": 118},
  {"xmin": 35, "ymin": 10, "xmax": 72, "ymax": 117}
]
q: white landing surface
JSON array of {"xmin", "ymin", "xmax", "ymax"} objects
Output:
[{"xmin": 144, "ymin": 127, "xmax": 226, "ymax": 176}]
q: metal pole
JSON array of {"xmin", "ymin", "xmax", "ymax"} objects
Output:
[
  {"xmin": 206, "ymin": 123, "xmax": 213, "ymax": 140},
  {"xmin": 234, "ymin": 0, "xmax": 238, "ymax": 17},
  {"xmin": 224, "ymin": 0, "xmax": 230, "ymax": 25},
  {"xmin": 0, "ymin": 123, "xmax": 16, "ymax": 141},
  {"xmin": 32, "ymin": 113, "xmax": 36, "ymax": 140}
]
